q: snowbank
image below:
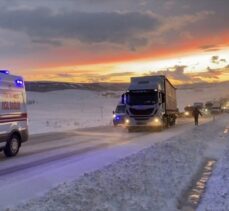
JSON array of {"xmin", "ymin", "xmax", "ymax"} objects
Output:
[
  {"xmin": 5, "ymin": 115, "xmax": 228, "ymax": 211},
  {"xmin": 12, "ymin": 121, "xmax": 225, "ymax": 211},
  {"xmin": 197, "ymin": 118, "xmax": 229, "ymax": 211}
]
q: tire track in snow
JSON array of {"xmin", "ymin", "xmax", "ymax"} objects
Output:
[{"xmin": 0, "ymin": 143, "xmax": 110, "ymax": 177}]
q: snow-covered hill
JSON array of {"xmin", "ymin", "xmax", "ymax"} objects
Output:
[{"xmin": 27, "ymin": 81, "xmax": 229, "ymax": 134}]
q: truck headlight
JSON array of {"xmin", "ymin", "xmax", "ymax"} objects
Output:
[
  {"xmin": 153, "ymin": 118, "xmax": 160, "ymax": 123},
  {"xmin": 125, "ymin": 118, "xmax": 130, "ymax": 124},
  {"xmin": 151, "ymin": 117, "xmax": 162, "ymax": 126}
]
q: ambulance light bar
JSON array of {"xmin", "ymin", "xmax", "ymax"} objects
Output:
[{"xmin": 0, "ymin": 70, "xmax": 10, "ymax": 74}]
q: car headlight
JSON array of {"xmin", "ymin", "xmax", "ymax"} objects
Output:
[
  {"xmin": 184, "ymin": 111, "xmax": 190, "ymax": 116},
  {"xmin": 113, "ymin": 114, "xmax": 116, "ymax": 118}
]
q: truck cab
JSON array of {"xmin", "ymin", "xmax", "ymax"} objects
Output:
[{"xmin": 122, "ymin": 76, "xmax": 177, "ymax": 132}]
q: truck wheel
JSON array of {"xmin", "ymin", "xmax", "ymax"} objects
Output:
[
  {"xmin": 163, "ymin": 118, "xmax": 168, "ymax": 128},
  {"xmin": 128, "ymin": 127, "xmax": 135, "ymax": 133},
  {"xmin": 113, "ymin": 123, "xmax": 118, "ymax": 127},
  {"xmin": 4, "ymin": 134, "xmax": 20, "ymax": 157},
  {"xmin": 155, "ymin": 126, "xmax": 163, "ymax": 132}
]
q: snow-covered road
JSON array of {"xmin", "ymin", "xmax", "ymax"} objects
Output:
[{"xmin": 0, "ymin": 118, "xmax": 208, "ymax": 210}]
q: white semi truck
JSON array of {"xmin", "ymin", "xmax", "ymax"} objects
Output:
[
  {"xmin": 122, "ymin": 75, "xmax": 177, "ymax": 132},
  {"xmin": 0, "ymin": 70, "xmax": 28, "ymax": 157}
]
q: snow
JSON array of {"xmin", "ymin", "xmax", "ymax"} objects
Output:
[
  {"xmin": 27, "ymin": 82, "xmax": 229, "ymax": 135},
  {"xmin": 197, "ymin": 117, "xmax": 229, "ymax": 211},
  {"xmin": 0, "ymin": 120, "xmax": 198, "ymax": 210},
  {"xmin": 177, "ymin": 83, "xmax": 229, "ymax": 111},
  {"xmin": 27, "ymin": 90, "xmax": 120, "ymax": 134},
  {"xmin": 8, "ymin": 115, "xmax": 228, "ymax": 211},
  {"xmin": 0, "ymin": 84, "xmax": 226, "ymax": 210}
]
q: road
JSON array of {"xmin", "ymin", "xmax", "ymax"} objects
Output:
[
  {"xmin": 0, "ymin": 126, "xmax": 148, "ymax": 175},
  {"xmin": 0, "ymin": 118, "xmax": 210, "ymax": 209}
]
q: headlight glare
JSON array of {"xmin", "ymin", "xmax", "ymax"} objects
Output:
[
  {"xmin": 125, "ymin": 118, "xmax": 130, "ymax": 124},
  {"xmin": 153, "ymin": 118, "xmax": 160, "ymax": 123},
  {"xmin": 184, "ymin": 111, "xmax": 190, "ymax": 116}
]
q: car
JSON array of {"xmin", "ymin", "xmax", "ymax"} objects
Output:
[
  {"xmin": 183, "ymin": 105, "xmax": 194, "ymax": 118},
  {"xmin": 211, "ymin": 101, "xmax": 222, "ymax": 114},
  {"xmin": 112, "ymin": 104, "xmax": 126, "ymax": 126},
  {"xmin": 222, "ymin": 101, "xmax": 229, "ymax": 113}
]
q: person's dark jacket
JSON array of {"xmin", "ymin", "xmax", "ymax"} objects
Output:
[{"xmin": 193, "ymin": 107, "xmax": 202, "ymax": 118}]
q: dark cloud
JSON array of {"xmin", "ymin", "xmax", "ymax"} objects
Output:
[
  {"xmin": 144, "ymin": 65, "xmax": 196, "ymax": 83},
  {"xmin": 200, "ymin": 45, "xmax": 216, "ymax": 50},
  {"xmin": 205, "ymin": 48, "xmax": 221, "ymax": 52},
  {"xmin": 0, "ymin": 0, "xmax": 228, "ymax": 74},
  {"xmin": 0, "ymin": 0, "xmax": 227, "ymax": 53},
  {"xmin": 56, "ymin": 72, "xmax": 76, "ymax": 78},
  {"xmin": 205, "ymin": 67, "xmax": 222, "ymax": 79},
  {"xmin": 199, "ymin": 44, "xmax": 220, "ymax": 52},
  {"xmin": 211, "ymin": 56, "xmax": 227, "ymax": 64},
  {"xmin": 102, "ymin": 72, "xmax": 135, "ymax": 77},
  {"xmin": 144, "ymin": 63, "xmax": 229, "ymax": 84},
  {"xmin": 220, "ymin": 59, "xmax": 227, "ymax": 63},
  {"xmin": 211, "ymin": 56, "xmax": 219, "ymax": 64},
  {"xmin": 91, "ymin": 71, "xmax": 135, "ymax": 82},
  {"xmin": 32, "ymin": 39, "xmax": 62, "ymax": 47},
  {"xmin": 192, "ymin": 66, "xmax": 229, "ymax": 81},
  {"xmin": 0, "ymin": 7, "xmax": 159, "ymax": 47},
  {"xmin": 55, "ymin": 71, "xmax": 135, "ymax": 82}
]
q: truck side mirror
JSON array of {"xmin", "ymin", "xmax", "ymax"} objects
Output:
[
  {"xmin": 162, "ymin": 94, "xmax": 165, "ymax": 103},
  {"xmin": 112, "ymin": 111, "xmax": 114, "ymax": 114},
  {"xmin": 121, "ymin": 94, "xmax": 125, "ymax": 104}
]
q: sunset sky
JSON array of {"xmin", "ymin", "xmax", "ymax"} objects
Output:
[{"xmin": 0, "ymin": 0, "xmax": 228, "ymax": 84}]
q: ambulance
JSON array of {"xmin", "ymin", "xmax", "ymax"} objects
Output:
[{"xmin": 0, "ymin": 70, "xmax": 28, "ymax": 157}]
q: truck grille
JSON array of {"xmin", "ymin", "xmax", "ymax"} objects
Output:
[
  {"xmin": 129, "ymin": 108, "xmax": 154, "ymax": 115},
  {"xmin": 134, "ymin": 117, "xmax": 150, "ymax": 121}
]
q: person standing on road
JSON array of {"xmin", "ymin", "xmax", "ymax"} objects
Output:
[{"xmin": 193, "ymin": 107, "xmax": 202, "ymax": 126}]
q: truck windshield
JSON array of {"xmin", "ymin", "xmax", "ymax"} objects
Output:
[
  {"xmin": 127, "ymin": 91, "xmax": 157, "ymax": 105},
  {"xmin": 115, "ymin": 105, "xmax": 126, "ymax": 113}
]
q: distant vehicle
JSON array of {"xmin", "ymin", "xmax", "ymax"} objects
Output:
[
  {"xmin": 122, "ymin": 75, "xmax": 177, "ymax": 132},
  {"xmin": 201, "ymin": 107, "xmax": 211, "ymax": 117},
  {"xmin": 112, "ymin": 104, "xmax": 126, "ymax": 126},
  {"xmin": 222, "ymin": 101, "xmax": 229, "ymax": 113},
  {"xmin": 205, "ymin": 101, "xmax": 213, "ymax": 110},
  {"xmin": 183, "ymin": 105, "xmax": 194, "ymax": 117},
  {"xmin": 211, "ymin": 101, "xmax": 222, "ymax": 114},
  {"xmin": 0, "ymin": 70, "xmax": 28, "ymax": 157},
  {"xmin": 193, "ymin": 102, "xmax": 204, "ymax": 109}
]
